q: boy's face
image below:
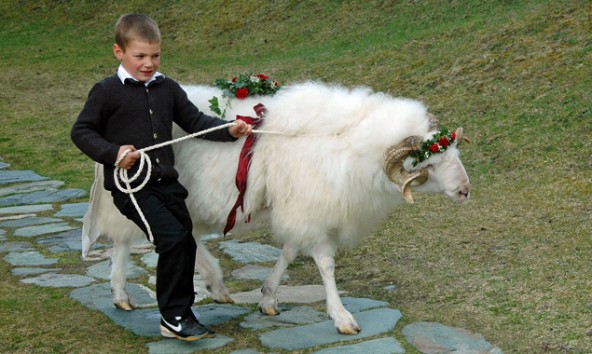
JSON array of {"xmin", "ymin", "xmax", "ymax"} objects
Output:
[{"xmin": 113, "ymin": 39, "xmax": 161, "ymax": 82}]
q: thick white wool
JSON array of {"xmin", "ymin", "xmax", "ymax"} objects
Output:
[{"xmin": 175, "ymin": 82, "xmax": 433, "ymax": 250}]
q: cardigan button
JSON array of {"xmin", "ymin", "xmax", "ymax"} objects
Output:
[
  {"xmin": 153, "ymin": 133, "xmax": 158, "ymax": 139},
  {"xmin": 149, "ymin": 109, "xmax": 153, "ymax": 115}
]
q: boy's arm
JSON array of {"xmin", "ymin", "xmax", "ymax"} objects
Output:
[
  {"xmin": 171, "ymin": 81, "xmax": 240, "ymax": 142},
  {"xmin": 71, "ymin": 84, "xmax": 121, "ymax": 166}
]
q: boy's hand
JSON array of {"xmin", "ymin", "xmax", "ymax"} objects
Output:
[
  {"xmin": 116, "ymin": 145, "xmax": 140, "ymax": 170},
  {"xmin": 229, "ymin": 120, "xmax": 253, "ymax": 138}
]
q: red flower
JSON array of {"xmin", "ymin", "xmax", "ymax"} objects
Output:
[
  {"xmin": 451, "ymin": 131, "xmax": 456, "ymax": 141},
  {"xmin": 231, "ymin": 77, "xmax": 237, "ymax": 83},
  {"xmin": 438, "ymin": 137, "xmax": 450, "ymax": 147},
  {"xmin": 429, "ymin": 143, "xmax": 440, "ymax": 153},
  {"xmin": 235, "ymin": 87, "xmax": 249, "ymax": 99},
  {"xmin": 256, "ymin": 74, "xmax": 269, "ymax": 80}
]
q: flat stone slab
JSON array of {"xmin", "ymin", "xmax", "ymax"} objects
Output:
[
  {"xmin": 0, "ymin": 189, "xmax": 87, "ymax": 207},
  {"xmin": 99, "ymin": 304, "xmax": 251, "ymax": 337},
  {"xmin": 0, "ymin": 170, "xmax": 48, "ymax": 185},
  {"xmin": 312, "ymin": 337, "xmax": 405, "ymax": 354},
  {"xmin": 259, "ymin": 308, "xmax": 402, "ymax": 350},
  {"xmin": 240, "ymin": 297, "xmax": 389, "ymax": 330},
  {"xmin": 231, "ymin": 285, "xmax": 343, "ymax": 304},
  {"xmin": 0, "ymin": 241, "xmax": 35, "ymax": 253},
  {"xmin": 4, "ymin": 250, "xmax": 58, "ymax": 266},
  {"xmin": 141, "ymin": 251, "xmax": 158, "ymax": 268},
  {"xmin": 21, "ymin": 273, "xmax": 96, "ymax": 288},
  {"xmin": 340, "ymin": 297, "xmax": 390, "ymax": 313},
  {"xmin": 219, "ymin": 240, "xmax": 281, "ymax": 263},
  {"xmin": 0, "ymin": 180, "xmax": 65, "ymax": 197},
  {"xmin": 86, "ymin": 260, "xmax": 148, "ymax": 280},
  {"xmin": 0, "ymin": 161, "xmax": 9, "ymax": 169},
  {"xmin": 229, "ymin": 350, "xmax": 260, "ymax": 354},
  {"xmin": 402, "ymin": 322, "xmax": 504, "ymax": 354},
  {"xmin": 232, "ymin": 264, "xmax": 289, "ymax": 281},
  {"xmin": 194, "ymin": 304, "xmax": 254, "ymax": 327},
  {"xmin": 201, "ymin": 233, "xmax": 222, "ymax": 242},
  {"xmin": 0, "ymin": 204, "xmax": 53, "ymax": 215},
  {"xmin": 37, "ymin": 228, "xmax": 83, "ymax": 252},
  {"xmin": 47, "ymin": 241, "xmax": 83, "ymax": 253},
  {"xmin": 12, "ymin": 267, "xmax": 62, "ymax": 276},
  {"xmin": 70, "ymin": 282, "xmax": 156, "ymax": 310},
  {"xmin": 0, "ymin": 216, "xmax": 62, "ymax": 228},
  {"xmin": 55, "ymin": 202, "xmax": 88, "ymax": 217},
  {"xmin": 241, "ymin": 305, "xmax": 326, "ymax": 330},
  {"xmin": 14, "ymin": 223, "xmax": 77, "ymax": 237},
  {"xmin": 147, "ymin": 335, "xmax": 233, "ymax": 353}
]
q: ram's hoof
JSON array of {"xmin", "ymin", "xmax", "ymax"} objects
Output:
[
  {"xmin": 258, "ymin": 304, "xmax": 280, "ymax": 316},
  {"xmin": 336, "ymin": 326, "xmax": 361, "ymax": 335},
  {"xmin": 114, "ymin": 301, "xmax": 134, "ymax": 311},
  {"xmin": 213, "ymin": 295, "xmax": 235, "ymax": 304}
]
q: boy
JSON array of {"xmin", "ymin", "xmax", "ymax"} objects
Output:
[{"xmin": 71, "ymin": 13, "xmax": 252, "ymax": 341}]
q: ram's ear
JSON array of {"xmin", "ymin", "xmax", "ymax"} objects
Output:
[
  {"xmin": 427, "ymin": 113, "xmax": 440, "ymax": 131},
  {"xmin": 455, "ymin": 127, "xmax": 471, "ymax": 144}
]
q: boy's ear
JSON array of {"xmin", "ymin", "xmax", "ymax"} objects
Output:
[{"xmin": 113, "ymin": 43, "xmax": 124, "ymax": 60}]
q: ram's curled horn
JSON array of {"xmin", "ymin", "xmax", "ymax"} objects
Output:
[{"xmin": 383, "ymin": 136, "xmax": 429, "ymax": 204}]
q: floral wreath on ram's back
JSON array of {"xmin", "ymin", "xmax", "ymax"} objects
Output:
[{"xmin": 209, "ymin": 72, "xmax": 280, "ymax": 118}]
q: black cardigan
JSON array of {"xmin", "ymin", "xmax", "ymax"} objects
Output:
[{"xmin": 71, "ymin": 75, "xmax": 236, "ymax": 191}]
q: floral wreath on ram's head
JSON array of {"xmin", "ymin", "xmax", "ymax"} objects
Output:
[
  {"xmin": 410, "ymin": 127, "xmax": 457, "ymax": 167},
  {"xmin": 209, "ymin": 72, "xmax": 280, "ymax": 118}
]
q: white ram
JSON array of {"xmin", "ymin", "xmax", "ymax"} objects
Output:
[{"xmin": 81, "ymin": 82, "xmax": 470, "ymax": 335}]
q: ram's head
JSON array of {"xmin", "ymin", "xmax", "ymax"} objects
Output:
[{"xmin": 383, "ymin": 115, "xmax": 470, "ymax": 204}]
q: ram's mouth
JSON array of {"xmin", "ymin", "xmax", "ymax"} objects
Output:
[{"xmin": 445, "ymin": 187, "xmax": 470, "ymax": 204}]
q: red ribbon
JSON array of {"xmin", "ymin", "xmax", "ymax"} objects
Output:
[{"xmin": 223, "ymin": 103, "xmax": 266, "ymax": 235}]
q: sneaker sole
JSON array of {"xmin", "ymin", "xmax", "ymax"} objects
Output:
[{"xmin": 160, "ymin": 325, "xmax": 215, "ymax": 341}]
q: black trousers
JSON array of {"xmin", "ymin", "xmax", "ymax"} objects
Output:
[{"xmin": 111, "ymin": 180, "xmax": 196, "ymax": 321}]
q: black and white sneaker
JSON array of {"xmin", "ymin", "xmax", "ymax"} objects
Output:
[{"xmin": 160, "ymin": 316, "xmax": 216, "ymax": 341}]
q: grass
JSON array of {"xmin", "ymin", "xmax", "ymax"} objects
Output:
[{"xmin": 1, "ymin": 0, "xmax": 591, "ymax": 352}]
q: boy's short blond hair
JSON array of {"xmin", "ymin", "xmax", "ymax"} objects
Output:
[{"xmin": 115, "ymin": 13, "xmax": 161, "ymax": 51}]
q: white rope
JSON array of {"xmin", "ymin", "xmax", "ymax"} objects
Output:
[
  {"xmin": 113, "ymin": 121, "xmax": 333, "ymax": 243},
  {"xmin": 114, "ymin": 122, "xmax": 239, "ymax": 243}
]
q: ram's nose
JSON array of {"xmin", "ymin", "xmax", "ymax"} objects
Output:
[{"xmin": 456, "ymin": 187, "xmax": 470, "ymax": 203}]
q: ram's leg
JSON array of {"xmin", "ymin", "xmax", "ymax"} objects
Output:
[
  {"xmin": 111, "ymin": 240, "xmax": 134, "ymax": 310},
  {"xmin": 311, "ymin": 245, "xmax": 361, "ymax": 335},
  {"xmin": 194, "ymin": 237, "xmax": 234, "ymax": 303},
  {"xmin": 259, "ymin": 243, "xmax": 298, "ymax": 316}
]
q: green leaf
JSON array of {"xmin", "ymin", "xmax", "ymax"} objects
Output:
[{"xmin": 208, "ymin": 96, "xmax": 222, "ymax": 116}]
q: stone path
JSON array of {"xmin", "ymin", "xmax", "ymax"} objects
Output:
[{"xmin": 0, "ymin": 158, "xmax": 503, "ymax": 353}]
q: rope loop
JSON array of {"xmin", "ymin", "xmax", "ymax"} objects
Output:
[{"xmin": 113, "ymin": 150, "xmax": 152, "ymax": 194}]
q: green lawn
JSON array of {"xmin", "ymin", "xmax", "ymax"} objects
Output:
[{"xmin": 1, "ymin": 0, "xmax": 590, "ymax": 352}]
